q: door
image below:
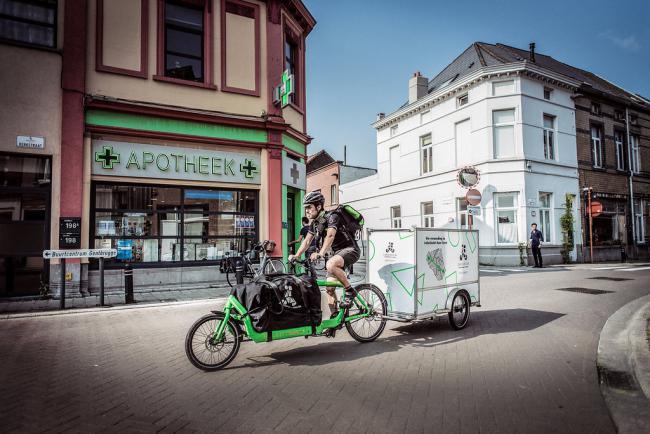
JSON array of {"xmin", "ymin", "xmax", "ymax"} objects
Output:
[{"xmin": 287, "ymin": 191, "xmax": 295, "ymax": 254}]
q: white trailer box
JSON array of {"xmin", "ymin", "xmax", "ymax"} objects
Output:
[{"xmin": 367, "ymin": 228, "xmax": 480, "ymax": 321}]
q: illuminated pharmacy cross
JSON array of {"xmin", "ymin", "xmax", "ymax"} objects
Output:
[
  {"xmin": 95, "ymin": 146, "xmax": 120, "ymax": 169},
  {"xmin": 240, "ymin": 159, "xmax": 258, "ymax": 178},
  {"xmin": 280, "ymin": 70, "xmax": 294, "ymax": 107},
  {"xmin": 290, "ymin": 162, "xmax": 300, "ymax": 184}
]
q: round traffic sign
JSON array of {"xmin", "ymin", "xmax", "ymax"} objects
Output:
[
  {"xmin": 590, "ymin": 201, "xmax": 603, "ymax": 218},
  {"xmin": 466, "ymin": 189, "xmax": 482, "ymax": 206}
]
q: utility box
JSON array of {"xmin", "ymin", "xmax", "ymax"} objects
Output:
[{"xmin": 367, "ymin": 228, "xmax": 480, "ymax": 321}]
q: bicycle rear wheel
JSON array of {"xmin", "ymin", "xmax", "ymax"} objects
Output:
[
  {"xmin": 345, "ymin": 284, "xmax": 387, "ymax": 343},
  {"xmin": 185, "ymin": 313, "xmax": 240, "ymax": 371},
  {"xmin": 263, "ymin": 258, "xmax": 286, "ymax": 274}
]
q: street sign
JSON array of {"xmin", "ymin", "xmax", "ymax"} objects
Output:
[
  {"xmin": 17, "ymin": 135, "xmax": 45, "ymax": 149},
  {"xmin": 466, "ymin": 189, "xmax": 482, "ymax": 205},
  {"xmin": 468, "ymin": 206, "xmax": 481, "ymax": 216},
  {"xmin": 457, "ymin": 166, "xmax": 480, "ymax": 188},
  {"xmin": 590, "ymin": 201, "xmax": 603, "ymax": 218},
  {"xmin": 43, "ymin": 249, "xmax": 117, "ymax": 259}
]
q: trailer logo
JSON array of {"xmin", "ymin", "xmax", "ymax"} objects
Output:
[
  {"xmin": 426, "ymin": 249, "xmax": 446, "ymax": 281},
  {"xmin": 386, "ymin": 242, "xmax": 395, "ymax": 253},
  {"xmin": 458, "ymin": 244, "xmax": 470, "ymax": 274},
  {"xmin": 460, "ymin": 245, "xmax": 468, "ymax": 261},
  {"xmin": 383, "ymin": 242, "xmax": 397, "ymax": 260}
]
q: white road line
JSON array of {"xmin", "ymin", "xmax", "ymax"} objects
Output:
[
  {"xmin": 504, "ymin": 269, "xmax": 528, "ymax": 272},
  {"xmin": 590, "ymin": 266, "xmax": 628, "ymax": 270},
  {"xmin": 480, "ymin": 269, "xmax": 501, "ymax": 273},
  {"xmin": 617, "ymin": 266, "xmax": 650, "ymax": 272}
]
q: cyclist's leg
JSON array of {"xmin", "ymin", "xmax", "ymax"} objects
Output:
[{"xmin": 329, "ymin": 247, "xmax": 361, "ymax": 308}]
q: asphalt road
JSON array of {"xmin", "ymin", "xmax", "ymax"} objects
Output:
[{"xmin": 1, "ymin": 263, "xmax": 649, "ymax": 433}]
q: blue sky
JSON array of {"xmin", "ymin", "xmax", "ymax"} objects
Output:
[{"xmin": 302, "ymin": 0, "xmax": 650, "ymax": 168}]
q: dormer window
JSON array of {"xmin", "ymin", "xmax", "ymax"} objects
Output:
[
  {"xmin": 457, "ymin": 94, "xmax": 469, "ymax": 108},
  {"xmin": 390, "ymin": 125, "xmax": 398, "ymax": 137},
  {"xmin": 543, "ymin": 87, "xmax": 552, "ymax": 100}
]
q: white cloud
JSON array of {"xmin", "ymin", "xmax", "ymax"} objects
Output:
[{"xmin": 599, "ymin": 30, "xmax": 641, "ymax": 51}]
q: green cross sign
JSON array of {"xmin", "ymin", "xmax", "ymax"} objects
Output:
[
  {"xmin": 95, "ymin": 146, "xmax": 120, "ymax": 169},
  {"xmin": 240, "ymin": 159, "xmax": 259, "ymax": 178},
  {"xmin": 280, "ymin": 70, "xmax": 294, "ymax": 107}
]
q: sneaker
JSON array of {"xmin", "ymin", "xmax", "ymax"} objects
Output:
[{"xmin": 338, "ymin": 291, "xmax": 355, "ymax": 309}]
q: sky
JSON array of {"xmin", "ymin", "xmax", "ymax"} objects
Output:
[{"xmin": 302, "ymin": 0, "xmax": 650, "ymax": 168}]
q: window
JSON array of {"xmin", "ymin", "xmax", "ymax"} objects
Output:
[
  {"xmin": 389, "ymin": 145, "xmax": 399, "ymax": 184},
  {"xmin": 457, "ymin": 198, "xmax": 468, "ymax": 229},
  {"xmin": 420, "ymin": 134, "xmax": 432, "ymax": 175},
  {"xmin": 591, "ymin": 125, "xmax": 603, "ymax": 168},
  {"xmin": 492, "ymin": 80, "xmax": 514, "ymax": 96},
  {"xmin": 634, "ymin": 200, "xmax": 645, "ymax": 243},
  {"xmin": 493, "ymin": 109, "xmax": 515, "ymax": 158},
  {"xmin": 164, "ymin": 0, "xmax": 205, "ymax": 82},
  {"xmin": 543, "ymin": 114, "xmax": 555, "ymax": 160},
  {"xmin": 630, "ymin": 114, "xmax": 638, "ymax": 125},
  {"xmin": 330, "ymin": 184, "xmax": 337, "ymax": 205},
  {"xmin": 284, "ymin": 34, "xmax": 298, "ymax": 104},
  {"xmin": 615, "ymin": 110, "xmax": 624, "ymax": 121},
  {"xmin": 91, "ymin": 184, "xmax": 258, "ymax": 265},
  {"xmin": 495, "ymin": 193, "xmax": 518, "ymax": 244},
  {"xmin": 615, "ymin": 130, "xmax": 625, "ymax": 171},
  {"xmin": 543, "ymin": 87, "xmax": 552, "ymax": 100},
  {"xmin": 390, "ymin": 206, "xmax": 401, "ymax": 229},
  {"xmin": 0, "ymin": 0, "xmax": 57, "ymax": 48},
  {"xmin": 631, "ymin": 134, "xmax": 640, "ymax": 174},
  {"xmin": 591, "ymin": 199, "xmax": 626, "ymax": 245},
  {"xmin": 457, "ymin": 94, "xmax": 468, "ymax": 108},
  {"xmin": 538, "ymin": 192, "xmax": 552, "ymax": 244},
  {"xmin": 591, "ymin": 102, "xmax": 601, "ymax": 115},
  {"xmin": 390, "ymin": 125, "xmax": 398, "ymax": 137},
  {"xmin": 421, "ymin": 202, "xmax": 434, "ymax": 228},
  {"xmin": 420, "ymin": 110, "xmax": 431, "ymax": 125}
]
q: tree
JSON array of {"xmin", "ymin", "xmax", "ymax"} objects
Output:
[{"xmin": 560, "ymin": 194, "xmax": 575, "ymax": 263}]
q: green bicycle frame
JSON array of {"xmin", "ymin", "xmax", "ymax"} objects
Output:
[{"xmin": 211, "ymin": 280, "xmax": 372, "ymax": 344}]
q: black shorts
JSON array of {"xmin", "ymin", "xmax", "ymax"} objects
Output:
[{"xmin": 332, "ymin": 246, "xmax": 360, "ymax": 268}]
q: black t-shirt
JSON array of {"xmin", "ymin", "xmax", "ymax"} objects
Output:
[{"xmin": 308, "ymin": 211, "xmax": 356, "ymax": 252}]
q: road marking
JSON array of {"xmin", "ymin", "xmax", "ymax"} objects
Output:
[
  {"xmin": 617, "ymin": 266, "xmax": 650, "ymax": 272},
  {"xmin": 480, "ymin": 269, "xmax": 501, "ymax": 273}
]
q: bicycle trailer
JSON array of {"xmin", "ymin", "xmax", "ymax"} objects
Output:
[{"xmin": 366, "ymin": 228, "xmax": 480, "ymax": 329}]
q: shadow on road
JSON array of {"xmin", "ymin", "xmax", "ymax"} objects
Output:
[{"xmin": 242, "ymin": 308, "xmax": 565, "ymax": 368}]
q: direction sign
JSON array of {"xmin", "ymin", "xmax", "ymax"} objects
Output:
[
  {"xmin": 468, "ymin": 205, "xmax": 481, "ymax": 216},
  {"xmin": 465, "ymin": 188, "xmax": 482, "ymax": 206},
  {"xmin": 590, "ymin": 201, "xmax": 603, "ymax": 218},
  {"xmin": 43, "ymin": 249, "xmax": 117, "ymax": 259}
]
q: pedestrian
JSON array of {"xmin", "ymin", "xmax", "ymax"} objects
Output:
[
  {"xmin": 530, "ymin": 223, "xmax": 544, "ymax": 268},
  {"xmin": 289, "ymin": 217, "xmax": 312, "ymax": 256}
]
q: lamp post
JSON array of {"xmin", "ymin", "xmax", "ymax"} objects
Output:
[{"xmin": 583, "ymin": 187, "xmax": 594, "ymax": 263}]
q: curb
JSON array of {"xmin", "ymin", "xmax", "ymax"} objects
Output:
[
  {"xmin": 0, "ymin": 296, "xmax": 228, "ymax": 320},
  {"xmin": 597, "ymin": 294, "xmax": 650, "ymax": 433}
]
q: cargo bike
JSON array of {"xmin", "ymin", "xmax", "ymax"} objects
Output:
[{"xmin": 185, "ymin": 258, "xmax": 388, "ymax": 371}]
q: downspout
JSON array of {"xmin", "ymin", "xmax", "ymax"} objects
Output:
[{"xmin": 625, "ymin": 107, "xmax": 636, "ymax": 251}]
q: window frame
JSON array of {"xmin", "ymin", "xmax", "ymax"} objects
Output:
[
  {"xmin": 390, "ymin": 206, "xmax": 402, "ymax": 229},
  {"xmin": 614, "ymin": 130, "xmax": 625, "ymax": 171},
  {"xmin": 330, "ymin": 184, "xmax": 337, "ymax": 205},
  {"xmin": 494, "ymin": 192, "xmax": 518, "ymax": 245},
  {"xmin": 591, "ymin": 102, "xmax": 601, "ymax": 116},
  {"xmin": 456, "ymin": 93, "xmax": 469, "ymax": 108},
  {"xmin": 420, "ymin": 133, "xmax": 433, "ymax": 175},
  {"xmin": 543, "ymin": 87, "xmax": 552, "ymax": 100},
  {"xmin": 0, "ymin": 0, "xmax": 58, "ymax": 49},
  {"xmin": 590, "ymin": 124, "xmax": 603, "ymax": 168},
  {"xmin": 421, "ymin": 201, "xmax": 434, "ymax": 228},
  {"xmin": 631, "ymin": 134, "xmax": 641, "ymax": 174},
  {"xmin": 154, "ymin": 0, "xmax": 216, "ymax": 89},
  {"xmin": 493, "ymin": 108, "xmax": 516, "ymax": 158},
  {"xmin": 634, "ymin": 199, "xmax": 645, "ymax": 244},
  {"xmin": 390, "ymin": 125, "xmax": 398, "ymax": 137},
  {"xmin": 282, "ymin": 13, "xmax": 305, "ymax": 111},
  {"xmin": 542, "ymin": 114, "xmax": 555, "ymax": 160},
  {"xmin": 538, "ymin": 192, "xmax": 552, "ymax": 244}
]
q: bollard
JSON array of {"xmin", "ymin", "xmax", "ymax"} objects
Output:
[
  {"xmin": 99, "ymin": 257, "xmax": 105, "ymax": 307},
  {"xmin": 235, "ymin": 257, "xmax": 245, "ymax": 285},
  {"xmin": 620, "ymin": 246, "xmax": 627, "ymax": 263},
  {"xmin": 124, "ymin": 264, "xmax": 134, "ymax": 304},
  {"xmin": 60, "ymin": 258, "xmax": 66, "ymax": 310}
]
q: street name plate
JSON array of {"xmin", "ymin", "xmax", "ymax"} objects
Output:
[{"xmin": 43, "ymin": 249, "xmax": 117, "ymax": 259}]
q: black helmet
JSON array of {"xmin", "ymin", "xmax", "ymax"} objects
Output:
[{"xmin": 303, "ymin": 191, "xmax": 325, "ymax": 207}]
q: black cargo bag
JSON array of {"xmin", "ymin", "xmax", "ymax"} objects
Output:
[{"xmin": 231, "ymin": 274, "xmax": 322, "ymax": 333}]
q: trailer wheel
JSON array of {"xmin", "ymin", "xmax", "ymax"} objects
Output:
[{"xmin": 448, "ymin": 291, "xmax": 470, "ymax": 330}]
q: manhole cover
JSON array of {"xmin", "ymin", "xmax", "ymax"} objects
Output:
[
  {"xmin": 556, "ymin": 287, "xmax": 613, "ymax": 295},
  {"xmin": 588, "ymin": 277, "xmax": 632, "ymax": 282}
]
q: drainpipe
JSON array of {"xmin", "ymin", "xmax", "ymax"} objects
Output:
[{"xmin": 625, "ymin": 107, "xmax": 636, "ymax": 251}]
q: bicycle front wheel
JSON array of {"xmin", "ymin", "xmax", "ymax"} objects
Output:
[
  {"xmin": 185, "ymin": 313, "xmax": 240, "ymax": 371},
  {"xmin": 263, "ymin": 258, "xmax": 286, "ymax": 274},
  {"xmin": 345, "ymin": 284, "xmax": 387, "ymax": 343}
]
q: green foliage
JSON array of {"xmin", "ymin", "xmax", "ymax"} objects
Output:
[
  {"xmin": 560, "ymin": 194, "xmax": 575, "ymax": 263},
  {"xmin": 518, "ymin": 242, "xmax": 528, "ymax": 266}
]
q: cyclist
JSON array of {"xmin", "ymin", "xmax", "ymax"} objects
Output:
[{"xmin": 289, "ymin": 191, "xmax": 360, "ymax": 317}]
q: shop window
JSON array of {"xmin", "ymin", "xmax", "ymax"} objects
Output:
[
  {"xmin": 591, "ymin": 125, "xmax": 603, "ymax": 168},
  {"xmin": 420, "ymin": 134, "xmax": 432, "ymax": 175},
  {"xmin": 390, "ymin": 206, "xmax": 401, "ymax": 229},
  {"xmin": 543, "ymin": 114, "xmax": 555, "ymax": 160},
  {"xmin": 631, "ymin": 134, "xmax": 640, "ymax": 174},
  {"xmin": 590, "ymin": 200, "xmax": 626, "ymax": 245},
  {"xmin": 421, "ymin": 201, "xmax": 434, "ymax": 228},
  {"xmin": 495, "ymin": 192, "xmax": 518, "ymax": 244},
  {"xmin": 538, "ymin": 192, "xmax": 552, "ymax": 243},
  {"xmin": 91, "ymin": 183, "xmax": 257, "ymax": 266},
  {"xmin": 614, "ymin": 131, "xmax": 625, "ymax": 171},
  {"xmin": 493, "ymin": 109, "xmax": 515, "ymax": 158},
  {"xmin": 0, "ymin": 0, "xmax": 57, "ymax": 48},
  {"xmin": 457, "ymin": 198, "xmax": 468, "ymax": 229}
]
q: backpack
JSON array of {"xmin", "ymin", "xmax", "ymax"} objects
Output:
[{"xmin": 332, "ymin": 204, "xmax": 364, "ymax": 241}]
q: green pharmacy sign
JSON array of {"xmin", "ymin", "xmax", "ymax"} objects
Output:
[
  {"xmin": 274, "ymin": 70, "xmax": 294, "ymax": 107},
  {"xmin": 91, "ymin": 140, "xmax": 261, "ymax": 185}
]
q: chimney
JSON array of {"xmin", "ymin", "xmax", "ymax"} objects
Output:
[
  {"xmin": 529, "ymin": 42, "xmax": 536, "ymax": 63},
  {"xmin": 376, "ymin": 112, "xmax": 385, "ymax": 121},
  {"xmin": 408, "ymin": 71, "xmax": 428, "ymax": 104}
]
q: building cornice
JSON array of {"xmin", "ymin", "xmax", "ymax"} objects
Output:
[{"xmin": 373, "ymin": 62, "xmax": 581, "ymax": 130}]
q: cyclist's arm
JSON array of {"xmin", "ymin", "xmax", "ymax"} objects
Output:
[
  {"xmin": 293, "ymin": 232, "xmax": 314, "ymax": 257},
  {"xmin": 319, "ymin": 227, "xmax": 336, "ymax": 257}
]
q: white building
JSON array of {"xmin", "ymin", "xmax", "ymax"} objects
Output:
[{"xmin": 341, "ymin": 43, "xmax": 584, "ymax": 265}]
